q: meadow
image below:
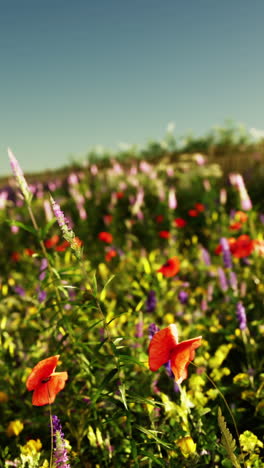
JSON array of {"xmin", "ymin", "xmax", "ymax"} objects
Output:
[{"xmin": 0, "ymin": 127, "xmax": 264, "ymax": 467}]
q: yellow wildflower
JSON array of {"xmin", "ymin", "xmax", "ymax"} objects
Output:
[
  {"xmin": 177, "ymin": 436, "xmax": 197, "ymax": 457},
  {"xmin": 6, "ymin": 420, "xmax": 24, "ymax": 437},
  {"xmin": 20, "ymin": 439, "xmax": 42, "ymax": 455}
]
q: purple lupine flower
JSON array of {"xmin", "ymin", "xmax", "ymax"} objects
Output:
[
  {"xmin": 52, "ymin": 415, "xmax": 70, "ymax": 468},
  {"xmin": 139, "ymin": 160, "xmax": 152, "ymax": 173},
  {"xmin": 68, "ymin": 173, "xmax": 79, "ymax": 185},
  {"xmin": 220, "ymin": 237, "xmax": 233, "ymax": 269},
  {"xmin": 218, "ymin": 267, "xmax": 228, "ymax": 292},
  {"xmin": 13, "ymin": 285, "xmax": 25, "ymax": 296},
  {"xmin": 39, "ymin": 258, "xmax": 48, "ymax": 281},
  {"xmin": 178, "ymin": 290, "xmax": 188, "ymax": 305},
  {"xmin": 168, "ymin": 188, "xmax": 177, "ymax": 209},
  {"xmin": 37, "ymin": 287, "xmax": 47, "ymax": 303},
  {"xmin": 146, "ymin": 290, "xmax": 157, "ymax": 312},
  {"xmin": 0, "ymin": 190, "xmax": 8, "ymax": 209},
  {"xmin": 135, "ymin": 320, "xmax": 144, "ymax": 338},
  {"xmin": 50, "ymin": 196, "xmax": 82, "ymax": 258},
  {"xmin": 236, "ymin": 301, "xmax": 247, "ymax": 330},
  {"xmin": 8, "ymin": 148, "xmax": 32, "ymax": 204},
  {"xmin": 229, "ymin": 173, "xmax": 252, "ymax": 211},
  {"xmin": 148, "ymin": 323, "xmax": 160, "ymax": 340},
  {"xmin": 201, "ymin": 246, "xmax": 211, "ymax": 266},
  {"xmin": 43, "ymin": 199, "xmax": 53, "ymax": 222},
  {"xmin": 50, "ymin": 196, "xmax": 70, "ymax": 229}
]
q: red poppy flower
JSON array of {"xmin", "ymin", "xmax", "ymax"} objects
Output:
[
  {"xmin": 215, "ymin": 237, "xmax": 236, "ymax": 255},
  {"xmin": 158, "ymin": 230, "xmax": 170, "ymax": 239},
  {"xmin": 24, "ymin": 248, "xmax": 35, "ymax": 257},
  {"xmin": 195, "ymin": 203, "xmax": 205, "ymax": 212},
  {"xmin": 26, "ymin": 355, "xmax": 68, "ymax": 406},
  {"xmin": 155, "ymin": 215, "xmax": 164, "ymax": 223},
  {"xmin": 44, "ymin": 235, "xmax": 60, "ymax": 248},
  {"xmin": 55, "ymin": 240, "xmax": 70, "ymax": 252},
  {"xmin": 115, "ymin": 192, "xmax": 124, "ymax": 199},
  {"xmin": 157, "ymin": 256, "xmax": 180, "ymax": 278},
  {"xmin": 174, "ymin": 218, "xmax": 187, "ymax": 228},
  {"xmin": 232, "ymin": 235, "xmax": 255, "ymax": 258},
  {"xmin": 105, "ymin": 249, "xmax": 117, "ymax": 262},
  {"xmin": 98, "ymin": 232, "xmax": 113, "ymax": 243},
  {"xmin": 103, "ymin": 214, "xmax": 113, "ymax": 225},
  {"xmin": 148, "ymin": 324, "xmax": 202, "ymax": 384},
  {"xmin": 11, "ymin": 252, "xmax": 20, "ymax": 262},
  {"xmin": 188, "ymin": 209, "xmax": 198, "ymax": 217},
  {"xmin": 229, "ymin": 222, "xmax": 242, "ymax": 231},
  {"xmin": 215, "ymin": 235, "xmax": 254, "ymax": 258}
]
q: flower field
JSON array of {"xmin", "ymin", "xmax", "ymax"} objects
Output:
[{"xmin": 0, "ymin": 144, "xmax": 264, "ymax": 467}]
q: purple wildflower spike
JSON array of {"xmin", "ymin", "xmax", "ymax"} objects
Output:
[
  {"xmin": 168, "ymin": 188, "xmax": 177, "ymax": 209},
  {"xmin": 236, "ymin": 302, "xmax": 247, "ymax": 330},
  {"xmin": 218, "ymin": 267, "xmax": 228, "ymax": 292},
  {"xmin": 50, "ymin": 196, "xmax": 82, "ymax": 258},
  {"xmin": 8, "ymin": 148, "xmax": 32, "ymax": 204},
  {"xmin": 178, "ymin": 290, "xmax": 188, "ymax": 305},
  {"xmin": 52, "ymin": 415, "xmax": 71, "ymax": 468},
  {"xmin": 201, "ymin": 246, "xmax": 211, "ymax": 266},
  {"xmin": 146, "ymin": 290, "xmax": 157, "ymax": 312},
  {"xmin": 148, "ymin": 323, "xmax": 160, "ymax": 340},
  {"xmin": 220, "ymin": 238, "xmax": 232, "ymax": 269}
]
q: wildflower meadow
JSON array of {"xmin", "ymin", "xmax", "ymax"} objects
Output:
[{"xmin": 1, "ymin": 128, "xmax": 264, "ymax": 467}]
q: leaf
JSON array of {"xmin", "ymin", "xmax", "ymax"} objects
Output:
[
  {"xmin": 92, "ymin": 272, "xmax": 98, "ymax": 296},
  {"xmin": 6, "ymin": 219, "xmax": 37, "ymax": 235},
  {"xmin": 118, "ymin": 354, "xmax": 146, "ymax": 367},
  {"xmin": 106, "ymin": 311, "xmax": 129, "ymax": 326},
  {"xmin": 93, "ymin": 368, "xmax": 118, "ymax": 403},
  {"xmin": 119, "ymin": 383, "xmax": 128, "ymax": 410},
  {"xmin": 218, "ymin": 407, "xmax": 241, "ymax": 468},
  {"xmin": 102, "ymin": 274, "xmax": 115, "ymax": 291},
  {"xmin": 39, "ymin": 217, "xmax": 57, "ymax": 239},
  {"xmin": 135, "ymin": 425, "xmax": 171, "ymax": 449},
  {"xmin": 139, "ymin": 452, "xmax": 164, "ymax": 467}
]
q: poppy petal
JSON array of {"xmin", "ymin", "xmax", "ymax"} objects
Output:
[
  {"xmin": 32, "ymin": 372, "xmax": 68, "ymax": 406},
  {"xmin": 26, "ymin": 355, "xmax": 60, "ymax": 391},
  {"xmin": 148, "ymin": 324, "xmax": 179, "ymax": 371},
  {"xmin": 157, "ymin": 257, "xmax": 180, "ymax": 278},
  {"xmin": 170, "ymin": 337, "xmax": 202, "ymax": 384}
]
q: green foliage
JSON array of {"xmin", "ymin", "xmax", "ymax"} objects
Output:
[{"xmin": 218, "ymin": 407, "xmax": 241, "ymax": 468}]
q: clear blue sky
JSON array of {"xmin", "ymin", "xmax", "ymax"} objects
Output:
[{"xmin": 1, "ymin": 0, "xmax": 264, "ymax": 176}]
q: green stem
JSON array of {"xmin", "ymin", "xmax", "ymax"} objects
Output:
[{"xmin": 49, "ymin": 404, "xmax": 54, "ymax": 468}]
